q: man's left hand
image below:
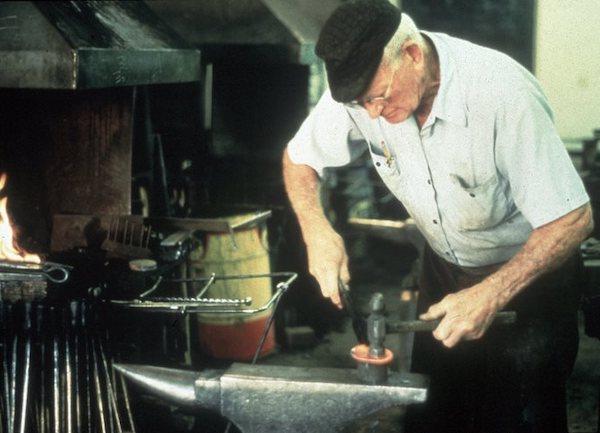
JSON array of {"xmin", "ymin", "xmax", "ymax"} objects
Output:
[{"xmin": 419, "ymin": 284, "xmax": 500, "ymax": 348}]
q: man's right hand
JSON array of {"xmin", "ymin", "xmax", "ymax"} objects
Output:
[
  {"xmin": 281, "ymin": 149, "xmax": 351, "ymax": 309},
  {"xmin": 304, "ymin": 228, "xmax": 350, "ymax": 309}
]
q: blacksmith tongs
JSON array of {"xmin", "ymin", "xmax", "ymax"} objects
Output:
[{"xmin": 0, "ymin": 260, "xmax": 72, "ymax": 283}]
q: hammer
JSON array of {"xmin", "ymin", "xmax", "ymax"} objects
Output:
[{"xmin": 338, "ymin": 281, "xmax": 517, "ymax": 341}]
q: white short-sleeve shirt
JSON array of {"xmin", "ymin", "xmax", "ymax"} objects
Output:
[{"xmin": 287, "ymin": 32, "xmax": 589, "ymax": 267}]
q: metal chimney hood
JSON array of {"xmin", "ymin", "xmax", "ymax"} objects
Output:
[
  {"xmin": 145, "ymin": 0, "xmax": 342, "ymax": 65},
  {"xmin": 0, "ymin": 1, "xmax": 201, "ymax": 89}
]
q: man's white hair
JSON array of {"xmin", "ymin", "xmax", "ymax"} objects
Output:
[{"xmin": 382, "ymin": 13, "xmax": 424, "ymax": 67}]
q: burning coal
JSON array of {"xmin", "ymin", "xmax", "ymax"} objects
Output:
[{"xmin": 0, "ymin": 173, "xmax": 40, "ymax": 263}]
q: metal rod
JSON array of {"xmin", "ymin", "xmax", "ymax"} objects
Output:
[
  {"xmin": 0, "ymin": 305, "xmax": 6, "ymax": 432},
  {"xmin": 100, "ymin": 339, "xmax": 115, "ymax": 433},
  {"xmin": 38, "ymin": 306, "xmax": 47, "ymax": 433},
  {"xmin": 227, "ymin": 225, "xmax": 238, "ymax": 250},
  {"xmin": 71, "ymin": 303, "xmax": 81, "ymax": 433},
  {"xmin": 168, "ymin": 271, "xmax": 298, "ymax": 283},
  {"xmin": 195, "ymin": 273, "xmax": 215, "ymax": 299},
  {"xmin": 64, "ymin": 310, "xmax": 73, "ymax": 433},
  {"xmin": 17, "ymin": 304, "xmax": 31, "ymax": 433},
  {"xmin": 82, "ymin": 305, "xmax": 92, "ymax": 433},
  {"xmin": 34, "ymin": 401, "xmax": 40, "ymax": 433},
  {"xmin": 115, "ymin": 218, "xmax": 121, "ymax": 243},
  {"xmin": 145, "ymin": 225, "xmax": 152, "ymax": 248},
  {"xmin": 138, "ymin": 276, "xmax": 163, "ymax": 298},
  {"xmin": 1, "ymin": 305, "xmax": 11, "ymax": 433},
  {"xmin": 51, "ymin": 308, "xmax": 60, "ymax": 433},
  {"xmin": 98, "ymin": 340, "xmax": 123, "ymax": 433},
  {"xmin": 91, "ymin": 332, "xmax": 108, "ymax": 433},
  {"xmin": 122, "ymin": 220, "xmax": 129, "ymax": 246},
  {"xmin": 118, "ymin": 375, "xmax": 136, "ymax": 433},
  {"xmin": 110, "ymin": 366, "xmax": 121, "ymax": 433},
  {"xmin": 139, "ymin": 224, "xmax": 145, "ymax": 247},
  {"xmin": 112, "ymin": 218, "xmax": 119, "ymax": 242},
  {"xmin": 9, "ymin": 334, "xmax": 17, "ymax": 433}
]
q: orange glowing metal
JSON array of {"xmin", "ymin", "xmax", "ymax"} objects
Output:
[{"xmin": 0, "ymin": 173, "xmax": 40, "ymax": 263}]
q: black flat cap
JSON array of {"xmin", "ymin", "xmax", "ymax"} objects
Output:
[{"xmin": 316, "ymin": 0, "xmax": 401, "ymax": 103}]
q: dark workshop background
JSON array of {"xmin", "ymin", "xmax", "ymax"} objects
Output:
[{"xmin": 0, "ymin": 0, "xmax": 598, "ymax": 432}]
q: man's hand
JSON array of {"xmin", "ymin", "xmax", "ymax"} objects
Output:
[
  {"xmin": 420, "ymin": 283, "xmax": 500, "ymax": 348},
  {"xmin": 304, "ymin": 228, "xmax": 350, "ymax": 309},
  {"xmin": 420, "ymin": 203, "xmax": 593, "ymax": 348},
  {"xmin": 282, "ymin": 150, "xmax": 351, "ymax": 309}
]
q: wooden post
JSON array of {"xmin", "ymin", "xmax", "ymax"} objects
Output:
[
  {"xmin": 44, "ymin": 88, "xmax": 134, "ymax": 216},
  {"xmin": 0, "ymin": 87, "xmax": 134, "ymax": 251}
]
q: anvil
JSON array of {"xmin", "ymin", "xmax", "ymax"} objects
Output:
[{"xmin": 115, "ymin": 362, "xmax": 428, "ymax": 433}]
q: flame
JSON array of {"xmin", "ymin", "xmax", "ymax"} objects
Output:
[{"xmin": 0, "ymin": 173, "xmax": 40, "ymax": 263}]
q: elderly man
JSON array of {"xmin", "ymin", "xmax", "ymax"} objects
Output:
[{"xmin": 282, "ymin": 1, "xmax": 593, "ymax": 432}]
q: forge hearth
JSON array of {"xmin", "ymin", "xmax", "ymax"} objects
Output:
[
  {"xmin": 0, "ymin": 1, "xmax": 201, "ymax": 252},
  {"xmin": 0, "ymin": 3, "xmax": 202, "ymax": 433}
]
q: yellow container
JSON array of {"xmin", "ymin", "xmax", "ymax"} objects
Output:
[{"xmin": 189, "ymin": 212, "xmax": 275, "ymax": 360}]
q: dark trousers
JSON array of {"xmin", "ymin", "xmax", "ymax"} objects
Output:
[{"xmin": 404, "ymin": 245, "xmax": 583, "ymax": 433}]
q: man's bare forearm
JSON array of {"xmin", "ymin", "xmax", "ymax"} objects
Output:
[
  {"xmin": 485, "ymin": 203, "xmax": 594, "ymax": 309},
  {"xmin": 282, "ymin": 149, "xmax": 350, "ymax": 306},
  {"xmin": 422, "ymin": 203, "xmax": 594, "ymax": 347},
  {"xmin": 282, "ymin": 149, "xmax": 332, "ymax": 239}
]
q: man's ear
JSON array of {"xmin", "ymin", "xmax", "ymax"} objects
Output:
[{"xmin": 402, "ymin": 41, "xmax": 423, "ymax": 65}]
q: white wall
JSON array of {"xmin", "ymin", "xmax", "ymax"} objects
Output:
[{"xmin": 535, "ymin": 0, "xmax": 600, "ymax": 140}]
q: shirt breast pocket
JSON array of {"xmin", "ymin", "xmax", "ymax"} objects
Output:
[
  {"xmin": 371, "ymin": 153, "xmax": 410, "ymax": 202},
  {"xmin": 446, "ymin": 174, "xmax": 509, "ymax": 232}
]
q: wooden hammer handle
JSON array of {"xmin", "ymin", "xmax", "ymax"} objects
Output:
[{"xmin": 387, "ymin": 311, "xmax": 517, "ymax": 333}]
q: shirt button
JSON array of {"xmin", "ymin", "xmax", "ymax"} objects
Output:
[
  {"xmin": 445, "ymin": 251, "xmax": 451, "ymax": 255},
  {"xmin": 375, "ymin": 162, "xmax": 381, "ymax": 167},
  {"xmin": 469, "ymin": 193, "xmax": 475, "ymax": 197},
  {"xmin": 433, "ymin": 219, "xmax": 438, "ymax": 224},
  {"xmin": 427, "ymin": 179, "xmax": 432, "ymax": 185}
]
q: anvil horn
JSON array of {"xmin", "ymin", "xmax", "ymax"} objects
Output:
[{"xmin": 113, "ymin": 364, "xmax": 201, "ymax": 407}]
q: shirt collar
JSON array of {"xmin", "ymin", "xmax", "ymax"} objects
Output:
[{"xmin": 422, "ymin": 31, "xmax": 468, "ymax": 128}]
